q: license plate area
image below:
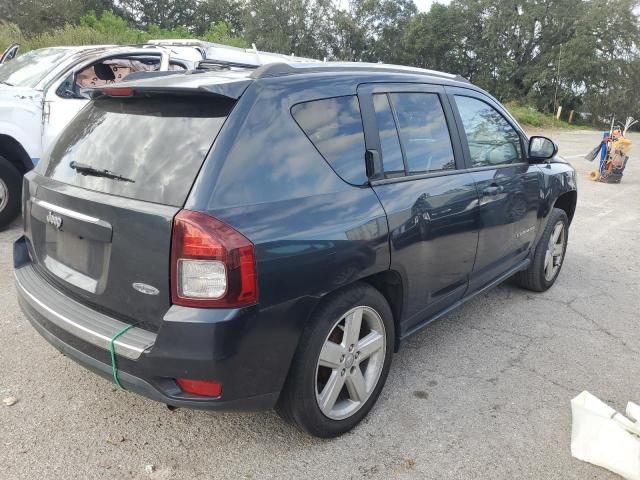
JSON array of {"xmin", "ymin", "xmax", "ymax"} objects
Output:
[
  {"xmin": 43, "ymin": 229, "xmax": 110, "ymax": 293},
  {"xmin": 29, "ymin": 198, "xmax": 112, "ymax": 294}
]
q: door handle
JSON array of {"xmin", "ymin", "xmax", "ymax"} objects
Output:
[{"xmin": 482, "ymin": 185, "xmax": 502, "ymax": 196}]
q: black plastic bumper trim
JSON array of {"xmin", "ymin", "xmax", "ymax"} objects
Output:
[{"xmin": 25, "ymin": 307, "xmax": 279, "ymax": 411}]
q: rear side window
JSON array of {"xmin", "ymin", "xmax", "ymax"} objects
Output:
[
  {"xmin": 388, "ymin": 93, "xmax": 456, "ymax": 174},
  {"xmin": 454, "ymin": 95, "xmax": 523, "ymax": 167},
  {"xmin": 41, "ymin": 95, "xmax": 233, "ymax": 206},
  {"xmin": 291, "ymin": 95, "xmax": 367, "ymax": 185}
]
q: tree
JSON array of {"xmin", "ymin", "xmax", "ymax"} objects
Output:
[
  {"xmin": 1, "ymin": 0, "xmax": 116, "ymax": 35},
  {"xmin": 401, "ymin": 4, "xmax": 471, "ymax": 74},
  {"xmin": 329, "ymin": 0, "xmax": 417, "ymax": 62},
  {"xmin": 243, "ymin": 0, "xmax": 335, "ymax": 57},
  {"xmin": 192, "ymin": 0, "xmax": 245, "ymax": 36},
  {"xmin": 1, "ymin": 0, "xmax": 639, "ymax": 126}
]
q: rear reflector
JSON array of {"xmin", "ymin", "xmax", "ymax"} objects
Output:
[
  {"xmin": 102, "ymin": 87, "xmax": 134, "ymax": 97},
  {"xmin": 171, "ymin": 210, "xmax": 258, "ymax": 308},
  {"xmin": 176, "ymin": 378, "xmax": 222, "ymax": 397}
]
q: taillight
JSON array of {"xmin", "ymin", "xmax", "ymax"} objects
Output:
[
  {"xmin": 171, "ymin": 210, "xmax": 258, "ymax": 308},
  {"xmin": 102, "ymin": 87, "xmax": 134, "ymax": 97}
]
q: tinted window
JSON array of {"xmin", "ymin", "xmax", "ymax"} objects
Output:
[
  {"xmin": 41, "ymin": 95, "xmax": 232, "ymax": 206},
  {"xmin": 388, "ymin": 93, "xmax": 456, "ymax": 174},
  {"xmin": 455, "ymin": 96, "xmax": 522, "ymax": 167},
  {"xmin": 373, "ymin": 94, "xmax": 404, "ymax": 173},
  {"xmin": 291, "ymin": 96, "xmax": 366, "ymax": 184}
]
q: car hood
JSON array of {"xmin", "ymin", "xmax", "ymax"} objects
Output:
[
  {"xmin": 551, "ymin": 155, "xmax": 571, "ymax": 165},
  {"xmin": 0, "ymin": 84, "xmax": 42, "ymax": 100},
  {"xmin": 0, "ymin": 84, "xmax": 42, "ymax": 110}
]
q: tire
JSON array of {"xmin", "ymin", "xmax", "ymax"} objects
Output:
[
  {"xmin": 276, "ymin": 283, "xmax": 394, "ymax": 438},
  {"xmin": 513, "ymin": 207, "xmax": 569, "ymax": 292},
  {"xmin": 0, "ymin": 155, "xmax": 22, "ymax": 230}
]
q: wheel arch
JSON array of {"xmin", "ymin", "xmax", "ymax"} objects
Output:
[
  {"xmin": 0, "ymin": 134, "xmax": 33, "ymax": 174},
  {"xmin": 304, "ymin": 270, "xmax": 405, "ymax": 353},
  {"xmin": 275, "ymin": 269, "xmax": 405, "ymax": 404},
  {"xmin": 553, "ymin": 190, "xmax": 577, "ymax": 225},
  {"xmin": 359, "ymin": 270, "xmax": 404, "ymax": 352}
]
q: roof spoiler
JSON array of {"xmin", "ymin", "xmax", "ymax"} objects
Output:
[{"xmin": 90, "ymin": 76, "xmax": 252, "ymax": 101}]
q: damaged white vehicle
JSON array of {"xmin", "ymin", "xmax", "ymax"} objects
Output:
[
  {"xmin": 0, "ymin": 43, "xmax": 204, "ymax": 227},
  {"xmin": 0, "ymin": 40, "xmax": 318, "ymax": 228}
]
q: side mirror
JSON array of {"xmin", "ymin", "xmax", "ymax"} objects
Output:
[{"xmin": 528, "ymin": 136, "xmax": 558, "ymax": 161}]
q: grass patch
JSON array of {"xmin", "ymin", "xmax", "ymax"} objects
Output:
[{"xmin": 504, "ymin": 101, "xmax": 588, "ymax": 130}]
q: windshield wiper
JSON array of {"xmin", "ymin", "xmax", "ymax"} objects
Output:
[
  {"xmin": 0, "ymin": 81, "xmax": 13, "ymax": 86},
  {"xmin": 69, "ymin": 161, "xmax": 135, "ymax": 183}
]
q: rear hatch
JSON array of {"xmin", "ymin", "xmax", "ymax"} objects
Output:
[{"xmin": 23, "ymin": 92, "xmax": 235, "ymax": 331}]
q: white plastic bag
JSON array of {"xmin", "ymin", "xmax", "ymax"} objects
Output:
[{"xmin": 571, "ymin": 391, "xmax": 640, "ymax": 479}]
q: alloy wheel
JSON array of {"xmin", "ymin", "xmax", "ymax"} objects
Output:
[
  {"xmin": 0, "ymin": 178, "xmax": 8, "ymax": 213},
  {"xmin": 544, "ymin": 221, "xmax": 565, "ymax": 281},
  {"xmin": 315, "ymin": 306, "xmax": 386, "ymax": 420}
]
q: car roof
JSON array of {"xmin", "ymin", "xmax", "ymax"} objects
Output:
[
  {"xmin": 32, "ymin": 44, "xmax": 197, "ymax": 62},
  {"xmin": 103, "ymin": 60, "xmax": 474, "ymax": 97},
  {"xmin": 249, "ymin": 61, "xmax": 469, "ymax": 83},
  {"xmin": 32, "ymin": 45, "xmax": 118, "ymax": 55}
]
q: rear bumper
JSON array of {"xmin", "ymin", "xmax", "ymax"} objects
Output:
[
  {"xmin": 23, "ymin": 306, "xmax": 278, "ymax": 410},
  {"xmin": 14, "ymin": 236, "xmax": 292, "ymax": 411}
]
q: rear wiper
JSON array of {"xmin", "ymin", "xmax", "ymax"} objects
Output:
[{"xmin": 69, "ymin": 161, "xmax": 135, "ymax": 183}]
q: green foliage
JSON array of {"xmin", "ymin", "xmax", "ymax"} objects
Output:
[
  {"xmin": 400, "ymin": 0, "xmax": 640, "ymax": 127},
  {"xmin": 0, "ymin": 0, "xmax": 638, "ymax": 127},
  {"xmin": 0, "ymin": 11, "xmax": 246, "ymax": 53},
  {"xmin": 504, "ymin": 101, "xmax": 584, "ymax": 129},
  {"xmin": 0, "ymin": 22, "xmax": 24, "ymax": 53},
  {"xmin": 202, "ymin": 23, "xmax": 247, "ymax": 48},
  {"xmin": 242, "ymin": 0, "xmax": 336, "ymax": 57},
  {"xmin": 505, "ymin": 102, "xmax": 555, "ymax": 127}
]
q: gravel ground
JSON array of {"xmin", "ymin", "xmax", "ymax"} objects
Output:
[{"xmin": 1, "ymin": 129, "xmax": 638, "ymax": 480}]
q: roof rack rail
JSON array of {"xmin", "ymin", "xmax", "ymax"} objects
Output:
[
  {"xmin": 197, "ymin": 59, "xmax": 261, "ymax": 71},
  {"xmin": 144, "ymin": 39, "xmax": 320, "ymax": 68},
  {"xmin": 250, "ymin": 62, "xmax": 469, "ymax": 82}
]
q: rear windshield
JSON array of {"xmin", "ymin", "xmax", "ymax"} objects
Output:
[{"xmin": 40, "ymin": 95, "xmax": 233, "ymax": 206}]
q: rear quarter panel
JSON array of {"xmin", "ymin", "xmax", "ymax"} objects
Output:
[{"xmin": 186, "ymin": 77, "xmax": 391, "ymax": 387}]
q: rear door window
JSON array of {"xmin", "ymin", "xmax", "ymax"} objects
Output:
[
  {"xmin": 291, "ymin": 95, "xmax": 367, "ymax": 185},
  {"xmin": 454, "ymin": 95, "xmax": 523, "ymax": 167},
  {"xmin": 388, "ymin": 93, "xmax": 456, "ymax": 174},
  {"xmin": 41, "ymin": 95, "xmax": 233, "ymax": 206}
]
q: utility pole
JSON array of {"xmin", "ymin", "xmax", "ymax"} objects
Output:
[{"xmin": 553, "ymin": 44, "xmax": 562, "ymax": 116}]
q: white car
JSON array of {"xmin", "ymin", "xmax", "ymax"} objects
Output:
[
  {"xmin": 0, "ymin": 40, "xmax": 319, "ymax": 228},
  {"xmin": 0, "ymin": 43, "xmax": 204, "ymax": 227}
]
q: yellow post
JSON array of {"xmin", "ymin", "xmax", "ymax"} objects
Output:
[
  {"xmin": 556, "ymin": 106, "xmax": 563, "ymax": 120},
  {"xmin": 568, "ymin": 110, "xmax": 574, "ymax": 124}
]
